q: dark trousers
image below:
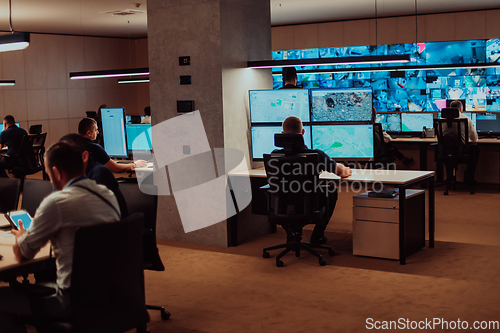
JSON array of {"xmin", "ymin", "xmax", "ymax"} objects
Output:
[{"xmin": 444, "ymin": 145, "xmax": 479, "ymax": 184}]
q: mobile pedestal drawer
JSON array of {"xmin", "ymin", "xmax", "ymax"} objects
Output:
[{"xmin": 352, "ymin": 190, "xmax": 425, "ymax": 260}]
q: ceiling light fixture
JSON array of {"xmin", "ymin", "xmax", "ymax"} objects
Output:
[
  {"xmin": 69, "ymin": 67, "xmax": 150, "ymax": 80},
  {"xmin": 247, "ymin": 55, "xmax": 410, "ymax": 69},
  {"xmin": 0, "ymin": 0, "xmax": 29, "ymax": 52},
  {"xmin": 0, "ymin": 80, "xmax": 15, "ymax": 86},
  {"xmin": 117, "ymin": 77, "xmax": 150, "ymax": 84}
]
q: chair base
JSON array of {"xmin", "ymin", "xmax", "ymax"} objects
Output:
[
  {"xmin": 263, "ymin": 234, "xmax": 335, "ymax": 267},
  {"xmin": 147, "ymin": 304, "xmax": 171, "ymax": 320}
]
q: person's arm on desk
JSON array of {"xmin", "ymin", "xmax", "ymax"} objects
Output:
[
  {"xmin": 335, "ymin": 163, "xmax": 352, "ymax": 178},
  {"xmin": 104, "ymin": 159, "xmax": 147, "ymax": 173}
]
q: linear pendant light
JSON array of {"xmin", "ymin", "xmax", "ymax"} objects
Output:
[
  {"xmin": 117, "ymin": 77, "xmax": 150, "ymax": 84},
  {"xmin": 0, "ymin": 80, "xmax": 15, "ymax": 86},
  {"xmin": 0, "ymin": 32, "xmax": 29, "ymax": 52},
  {"xmin": 70, "ymin": 67, "xmax": 150, "ymax": 80},
  {"xmin": 247, "ymin": 55, "xmax": 410, "ymax": 69}
]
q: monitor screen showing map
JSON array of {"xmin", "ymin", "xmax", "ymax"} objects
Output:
[
  {"xmin": 401, "ymin": 113, "xmax": 434, "ymax": 132},
  {"xmin": 249, "ymin": 89, "xmax": 310, "ymax": 123},
  {"xmin": 376, "ymin": 113, "xmax": 401, "ymax": 132},
  {"xmin": 310, "ymin": 88, "xmax": 373, "ymax": 122},
  {"xmin": 311, "ymin": 124, "xmax": 374, "ymax": 160},
  {"xmin": 251, "ymin": 125, "xmax": 312, "ymax": 160}
]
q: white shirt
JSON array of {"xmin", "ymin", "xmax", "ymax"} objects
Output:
[
  {"xmin": 141, "ymin": 115, "xmax": 151, "ymax": 124},
  {"xmin": 441, "ymin": 113, "xmax": 478, "ymax": 143},
  {"xmin": 17, "ymin": 178, "xmax": 120, "ymax": 290}
]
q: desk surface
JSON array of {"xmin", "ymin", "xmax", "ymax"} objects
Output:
[
  {"xmin": 230, "ymin": 168, "xmax": 434, "ymax": 185},
  {"xmin": 391, "ymin": 137, "xmax": 500, "ymax": 144}
]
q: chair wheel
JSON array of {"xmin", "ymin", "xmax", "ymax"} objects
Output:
[
  {"xmin": 161, "ymin": 310, "xmax": 171, "ymax": 320},
  {"xmin": 319, "ymin": 259, "xmax": 326, "ymax": 266},
  {"xmin": 444, "ymin": 190, "xmax": 448, "ymax": 195},
  {"xmin": 263, "ymin": 251, "xmax": 270, "ymax": 258},
  {"xmin": 328, "ymin": 249, "xmax": 336, "ymax": 256},
  {"xmin": 276, "ymin": 260, "xmax": 284, "ymax": 267}
]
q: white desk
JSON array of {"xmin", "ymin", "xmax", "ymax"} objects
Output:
[{"xmin": 229, "ymin": 168, "xmax": 435, "ymax": 265}]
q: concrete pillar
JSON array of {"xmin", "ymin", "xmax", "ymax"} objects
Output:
[{"xmin": 147, "ymin": 0, "xmax": 272, "ymax": 246}]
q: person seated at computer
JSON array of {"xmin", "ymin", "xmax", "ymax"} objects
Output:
[
  {"xmin": 0, "ymin": 142, "xmax": 120, "ymax": 333},
  {"xmin": 78, "ymin": 117, "xmax": 147, "ymax": 173},
  {"xmin": 281, "ymin": 67, "xmax": 299, "ymax": 89},
  {"xmin": 273, "ymin": 116, "xmax": 352, "ymax": 244},
  {"xmin": 0, "ymin": 115, "xmax": 28, "ymax": 178},
  {"xmin": 60, "ymin": 133, "xmax": 128, "ymax": 217},
  {"xmin": 441, "ymin": 100, "xmax": 479, "ymax": 186},
  {"xmin": 371, "ymin": 107, "xmax": 414, "ymax": 166},
  {"xmin": 141, "ymin": 106, "xmax": 151, "ymax": 124}
]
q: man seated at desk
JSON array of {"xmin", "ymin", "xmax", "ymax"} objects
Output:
[
  {"xmin": 273, "ymin": 116, "xmax": 352, "ymax": 244},
  {"xmin": 0, "ymin": 142, "xmax": 121, "ymax": 333},
  {"xmin": 78, "ymin": 117, "xmax": 147, "ymax": 173},
  {"xmin": 441, "ymin": 100, "xmax": 479, "ymax": 186},
  {"xmin": 0, "ymin": 115, "xmax": 28, "ymax": 178}
]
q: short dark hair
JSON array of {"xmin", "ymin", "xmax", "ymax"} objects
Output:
[
  {"xmin": 60, "ymin": 133, "xmax": 89, "ymax": 154},
  {"xmin": 45, "ymin": 142, "xmax": 84, "ymax": 179},
  {"xmin": 282, "ymin": 67, "xmax": 297, "ymax": 84},
  {"xmin": 3, "ymin": 115, "xmax": 15, "ymax": 125},
  {"xmin": 450, "ymin": 100, "xmax": 463, "ymax": 110},
  {"xmin": 144, "ymin": 106, "xmax": 151, "ymax": 116},
  {"xmin": 282, "ymin": 116, "xmax": 303, "ymax": 134},
  {"xmin": 78, "ymin": 118, "xmax": 97, "ymax": 136}
]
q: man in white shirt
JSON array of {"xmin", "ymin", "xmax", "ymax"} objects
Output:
[
  {"xmin": 442, "ymin": 100, "xmax": 480, "ymax": 186},
  {"xmin": 141, "ymin": 106, "xmax": 151, "ymax": 124},
  {"xmin": 0, "ymin": 142, "xmax": 121, "ymax": 333}
]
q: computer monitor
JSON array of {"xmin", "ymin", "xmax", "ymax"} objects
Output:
[
  {"xmin": 125, "ymin": 115, "xmax": 145, "ymax": 124},
  {"xmin": 100, "ymin": 108, "xmax": 128, "ymax": 158},
  {"xmin": 250, "ymin": 125, "xmax": 312, "ymax": 160},
  {"xmin": 249, "ymin": 89, "xmax": 310, "ymax": 123},
  {"xmin": 401, "ymin": 113, "xmax": 434, "ymax": 132},
  {"xmin": 376, "ymin": 113, "xmax": 401, "ymax": 132},
  {"xmin": 1, "ymin": 122, "xmax": 20, "ymax": 131},
  {"xmin": 476, "ymin": 112, "xmax": 500, "ymax": 135},
  {"xmin": 310, "ymin": 88, "xmax": 373, "ymax": 122},
  {"xmin": 462, "ymin": 112, "xmax": 477, "ymax": 128},
  {"xmin": 126, "ymin": 124, "xmax": 152, "ymax": 152},
  {"xmin": 311, "ymin": 124, "xmax": 374, "ymax": 160}
]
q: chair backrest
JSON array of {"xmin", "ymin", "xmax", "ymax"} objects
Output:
[
  {"xmin": 373, "ymin": 123, "xmax": 388, "ymax": 160},
  {"xmin": 29, "ymin": 124, "xmax": 43, "ymax": 135},
  {"xmin": 21, "ymin": 179, "xmax": 53, "ymax": 217},
  {"xmin": 263, "ymin": 152, "xmax": 323, "ymax": 224},
  {"xmin": 31, "ymin": 133, "xmax": 47, "ymax": 167},
  {"xmin": 86, "ymin": 111, "xmax": 97, "ymax": 119},
  {"xmin": 71, "ymin": 213, "xmax": 149, "ymax": 333},
  {"xmin": 0, "ymin": 177, "xmax": 21, "ymax": 213},
  {"xmin": 274, "ymin": 133, "xmax": 305, "ymax": 156},
  {"xmin": 441, "ymin": 107, "xmax": 460, "ymax": 119},
  {"xmin": 434, "ymin": 118, "xmax": 469, "ymax": 158},
  {"xmin": 119, "ymin": 182, "xmax": 164, "ymax": 271}
]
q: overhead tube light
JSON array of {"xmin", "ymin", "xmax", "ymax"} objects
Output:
[
  {"xmin": 0, "ymin": 80, "xmax": 15, "ymax": 86},
  {"xmin": 0, "ymin": 32, "xmax": 29, "ymax": 52},
  {"xmin": 117, "ymin": 78, "xmax": 150, "ymax": 84},
  {"xmin": 247, "ymin": 55, "xmax": 410, "ymax": 69},
  {"xmin": 70, "ymin": 67, "xmax": 150, "ymax": 80}
]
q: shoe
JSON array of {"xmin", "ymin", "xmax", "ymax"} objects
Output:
[
  {"xmin": 402, "ymin": 157, "xmax": 414, "ymax": 166},
  {"xmin": 310, "ymin": 234, "xmax": 328, "ymax": 245}
]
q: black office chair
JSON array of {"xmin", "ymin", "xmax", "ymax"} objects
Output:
[
  {"xmin": 434, "ymin": 108, "xmax": 475, "ymax": 195},
  {"xmin": 28, "ymin": 213, "xmax": 150, "ymax": 333},
  {"xmin": 119, "ymin": 182, "xmax": 170, "ymax": 320},
  {"xmin": 86, "ymin": 111, "xmax": 98, "ymax": 119},
  {"xmin": 29, "ymin": 124, "xmax": 43, "ymax": 135},
  {"xmin": 0, "ymin": 177, "xmax": 21, "ymax": 213},
  {"xmin": 21, "ymin": 179, "xmax": 53, "ymax": 217},
  {"xmin": 262, "ymin": 134, "xmax": 335, "ymax": 267},
  {"xmin": 8, "ymin": 134, "xmax": 45, "ymax": 187}
]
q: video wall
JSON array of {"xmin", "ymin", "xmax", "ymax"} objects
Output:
[{"xmin": 271, "ymin": 38, "xmax": 500, "ymax": 112}]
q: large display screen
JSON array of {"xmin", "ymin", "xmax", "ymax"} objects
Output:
[
  {"xmin": 311, "ymin": 124, "xmax": 374, "ymax": 160},
  {"xmin": 310, "ymin": 88, "xmax": 372, "ymax": 122},
  {"xmin": 251, "ymin": 126, "xmax": 312, "ymax": 159},
  {"xmin": 126, "ymin": 124, "xmax": 152, "ymax": 152},
  {"xmin": 249, "ymin": 89, "xmax": 310, "ymax": 123},
  {"xmin": 1, "ymin": 122, "xmax": 20, "ymax": 131},
  {"xmin": 476, "ymin": 112, "xmax": 500, "ymax": 134},
  {"xmin": 401, "ymin": 113, "xmax": 434, "ymax": 132},
  {"xmin": 101, "ymin": 108, "xmax": 128, "ymax": 158},
  {"xmin": 376, "ymin": 113, "xmax": 401, "ymax": 132}
]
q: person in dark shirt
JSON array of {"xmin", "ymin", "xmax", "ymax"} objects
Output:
[
  {"xmin": 272, "ymin": 116, "xmax": 352, "ymax": 244},
  {"xmin": 60, "ymin": 133, "xmax": 129, "ymax": 217},
  {"xmin": 0, "ymin": 115, "xmax": 28, "ymax": 177},
  {"xmin": 280, "ymin": 67, "xmax": 299, "ymax": 89},
  {"xmin": 77, "ymin": 118, "xmax": 147, "ymax": 173}
]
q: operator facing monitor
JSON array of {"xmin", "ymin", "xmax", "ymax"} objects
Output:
[
  {"xmin": 401, "ymin": 113, "xmax": 434, "ymax": 132},
  {"xmin": 249, "ymin": 89, "xmax": 310, "ymax": 123},
  {"xmin": 311, "ymin": 124, "xmax": 374, "ymax": 160},
  {"xmin": 126, "ymin": 124, "xmax": 152, "ymax": 152},
  {"xmin": 310, "ymin": 87, "xmax": 373, "ymax": 122},
  {"xmin": 100, "ymin": 108, "xmax": 128, "ymax": 158},
  {"xmin": 251, "ymin": 125, "xmax": 312, "ymax": 160}
]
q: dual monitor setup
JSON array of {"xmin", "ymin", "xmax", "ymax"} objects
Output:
[
  {"xmin": 100, "ymin": 108, "xmax": 152, "ymax": 158},
  {"xmin": 250, "ymin": 88, "xmax": 374, "ymax": 161}
]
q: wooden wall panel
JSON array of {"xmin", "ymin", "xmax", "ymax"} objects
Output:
[
  {"xmin": 423, "ymin": 13, "xmax": 455, "ymax": 42},
  {"xmin": 68, "ymin": 118, "xmax": 81, "ymax": 135},
  {"xmin": 67, "ymin": 89, "xmax": 87, "ymax": 119},
  {"xmin": 135, "ymin": 39, "xmax": 149, "ymax": 67},
  {"xmin": 4, "ymin": 90, "xmax": 27, "ymax": 121},
  {"xmin": 47, "ymin": 89, "xmax": 69, "ymax": 119},
  {"xmin": 84, "ymin": 87, "xmax": 105, "ymax": 112},
  {"xmin": 84, "ymin": 37, "xmax": 104, "ymax": 89},
  {"xmin": 293, "ymin": 24, "xmax": 319, "ymax": 49},
  {"xmin": 317, "ymin": 21, "xmax": 344, "ymax": 48},
  {"xmin": 455, "ymin": 11, "xmax": 486, "ymax": 41},
  {"xmin": 65, "ymin": 36, "xmax": 85, "ymax": 89},
  {"xmin": 486, "ymin": 9, "xmax": 500, "ymax": 39},
  {"xmin": 24, "ymin": 34, "xmax": 47, "ymax": 90},
  {"xmin": 46, "ymin": 35, "xmax": 67, "ymax": 89},
  {"xmin": 26, "ymin": 90, "xmax": 49, "ymax": 121},
  {"xmin": 343, "ymin": 19, "xmax": 372, "ymax": 47},
  {"xmin": 47, "ymin": 119, "xmax": 70, "ymax": 147},
  {"xmin": 2, "ymin": 50, "xmax": 26, "ymax": 90},
  {"xmin": 271, "ymin": 26, "xmax": 295, "ymax": 50},
  {"xmin": 376, "ymin": 17, "xmax": 398, "ymax": 46},
  {"xmin": 396, "ymin": 16, "xmax": 417, "ymax": 44}
]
